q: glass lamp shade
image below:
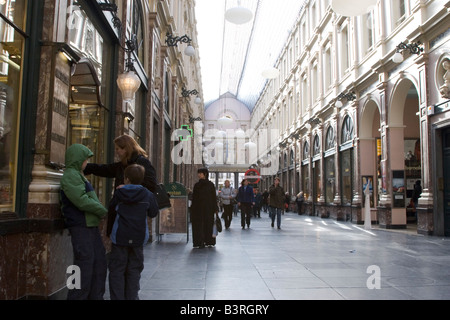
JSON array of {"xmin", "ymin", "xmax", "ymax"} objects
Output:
[
  {"xmin": 305, "ymin": 122, "xmax": 312, "ymax": 130},
  {"xmin": 194, "ymin": 96, "xmax": 202, "ymax": 105},
  {"xmin": 217, "ymin": 130, "xmax": 227, "ymax": 137},
  {"xmin": 392, "ymin": 52, "xmax": 404, "ymax": 63},
  {"xmin": 261, "ymin": 67, "xmax": 280, "ymax": 79},
  {"xmin": 331, "ymin": 0, "xmax": 377, "ymax": 17},
  {"xmin": 117, "ymin": 71, "xmax": 141, "ymax": 102},
  {"xmin": 218, "ymin": 115, "xmax": 233, "ymax": 126},
  {"xmin": 184, "ymin": 45, "xmax": 195, "ymax": 56},
  {"xmin": 225, "ymin": 6, "xmax": 253, "ymax": 25},
  {"xmin": 235, "ymin": 128, "xmax": 246, "ymax": 139},
  {"xmin": 244, "ymin": 141, "xmax": 257, "ymax": 149},
  {"xmin": 335, "ymin": 100, "xmax": 344, "ymax": 108}
]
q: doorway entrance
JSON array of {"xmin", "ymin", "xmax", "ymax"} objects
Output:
[
  {"xmin": 389, "ymin": 79, "xmax": 421, "ymax": 227},
  {"xmin": 443, "ymin": 128, "xmax": 450, "ymax": 236}
]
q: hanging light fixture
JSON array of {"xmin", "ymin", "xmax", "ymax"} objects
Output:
[
  {"xmin": 392, "ymin": 41, "xmax": 424, "ymax": 64},
  {"xmin": 225, "ymin": 1, "xmax": 253, "ymax": 25},
  {"xmin": 218, "ymin": 115, "xmax": 233, "ymax": 126},
  {"xmin": 165, "ymin": 33, "xmax": 196, "ymax": 56},
  {"xmin": 117, "ymin": 36, "xmax": 141, "ymax": 102},
  {"xmin": 117, "ymin": 71, "xmax": 141, "ymax": 102},
  {"xmin": 261, "ymin": 67, "xmax": 280, "ymax": 79},
  {"xmin": 194, "ymin": 96, "xmax": 202, "ymax": 105},
  {"xmin": 331, "ymin": 0, "xmax": 377, "ymax": 17}
]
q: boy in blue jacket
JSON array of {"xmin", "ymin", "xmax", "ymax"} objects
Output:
[{"xmin": 108, "ymin": 164, "xmax": 159, "ymax": 300}]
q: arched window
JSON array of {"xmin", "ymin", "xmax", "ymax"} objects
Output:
[
  {"xmin": 341, "ymin": 115, "xmax": 354, "ymax": 144},
  {"xmin": 303, "ymin": 142, "xmax": 310, "ymax": 160},
  {"xmin": 326, "ymin": 126, "xmax": 335, "ymax": 150},
  {"xmin": 313, "ymin": 134, "xmax": 321, "ymax": 156}
]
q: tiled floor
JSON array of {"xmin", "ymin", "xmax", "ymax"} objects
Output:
[{"xmin": 105, "ymin": 210, "xmax": 450, "ymax": 300}]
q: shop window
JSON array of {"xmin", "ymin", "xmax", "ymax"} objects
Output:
[
  {"xmin": 340, "ymin": 115, "xmax": 354, "ymax": 205},
  {"xmin": 302, "ymin": 142, "xmax": 310, "ymax": 200},
  {"xmin": 325, "ymin": 126, "xmax": 336, "ymax": 204},
  {"xmin": 0, "ymin": 0, "xmax": 27, "ymax": 213},
  {"xmin": 340, "ymin": 148, "xmax": 353, "ymax": 204},
  {"xmin": 67, "ymin": 4, "xmax": 113, "ymax": 202},
  {"xmin": 325, "ymin": 156, "xmax": 335, "ymax": 204}
]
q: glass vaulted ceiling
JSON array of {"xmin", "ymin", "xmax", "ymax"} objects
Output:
[{"xmin": 195, "ymin": 0, "xmax": 306, "ymax": 112}]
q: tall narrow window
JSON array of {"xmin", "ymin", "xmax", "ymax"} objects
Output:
[
  {"xmin": 323, "ymin": 43, "xmax": 332, "ymax": 91},
  {"xmin": 339, "ymin": 24, "xmax": 350, "ymax": 76},
  {"xmin": 302, "ymin": 142, "xmax": 310, "ymax": 200},
  {"xmin": 68, "ymin": 4, "xmax": 113, "ymax": 203},
  {"xmin": 312, "ymin": 60, "xmax": 319, "ymax": 102},
  {"xmin": 0, "ymin": 0, "xmax": 27, "ymax": 213},
  {"xmin": 340, "ymin": 116, "xmax": 354, "ymax": 205}
]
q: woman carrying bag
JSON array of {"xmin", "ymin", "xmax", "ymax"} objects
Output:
[{"xmin": 83, "ymin": 134, "xmax": 158, "ymax": 236}]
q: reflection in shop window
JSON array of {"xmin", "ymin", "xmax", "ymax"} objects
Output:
[
  {"xmin": 67, "ymin": 4, "xmax": 112, "ymax": 203},
  {"xmin": 0, "ymin": 0, "xmax": 26, "ymax": 213},
  {"xmin": 302, "ymin": 142, "xmax": 310, "ymax": 200},
  {"xmin": 340, "ymin": 116, "xmax": 354, "ymax": 205}
]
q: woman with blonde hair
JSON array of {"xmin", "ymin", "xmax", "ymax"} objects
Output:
[{"xmin": 84, "ymin": 134, "xmax": 158, "ymax": 235}]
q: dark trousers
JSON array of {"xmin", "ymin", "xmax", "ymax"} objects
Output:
[
  {"xmin": 222, "ymin": 204, "xmax": 233, "ymax": 229},
  {"xmin": 240, "ymin": 203, "xmax": 252, "ymax": 227},
  {"xmin": 108, "ymin": 244, "xmax": 144, "ymax": 300},
  {"xmin": 67, "ymin": 226, "xmax": 107, "ymax": 300},
  {"xmin": 253, "ymin": 205, "xmax": 261, "ymax": 217},
  {"xmin": 192, "ymin": 214, "xmax": 216, "ymax": 247},
  {"xmin": 296, "ymin": 201, "xmax": 303, "ymax": 215}
]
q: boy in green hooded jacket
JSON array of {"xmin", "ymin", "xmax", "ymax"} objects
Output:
[{"xmin": 60, "ymin": 144, "xmax": 107, "ymax": 300}]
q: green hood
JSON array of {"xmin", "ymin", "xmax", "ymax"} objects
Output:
[{"xmin": 65, "ymin": 144, "xmax": 93, "ymax": 170}]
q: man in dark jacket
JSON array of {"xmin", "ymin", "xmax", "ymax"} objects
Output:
[
  {"xmin": 108, "ymin": 164, "xmax": 159, "ymax": 300},
  {"xmin": 269, "ymin": 177, "xmax": 285, "ymax": 229},
  {"xmin": 237, "ymin": 179, "xmax": 255, "ymax": 229}
]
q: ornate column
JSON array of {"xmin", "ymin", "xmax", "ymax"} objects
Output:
[{"xmin": 416, "ymin": 53, "xmax": 434, "ymax": 235}]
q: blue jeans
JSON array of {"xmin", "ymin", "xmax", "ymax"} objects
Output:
[{"xmin": 270, "ymin": 207, "xmax": 282, "ymax": 228}]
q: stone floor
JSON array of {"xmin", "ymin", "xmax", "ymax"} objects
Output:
[{"xmin": 105, "ymin": 210, "xmax": 450, "ymax": 301}]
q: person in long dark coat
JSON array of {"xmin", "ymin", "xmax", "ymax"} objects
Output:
[{"xmin": 191, "ymin": 168, "xmax": 219, "ymax": 248}]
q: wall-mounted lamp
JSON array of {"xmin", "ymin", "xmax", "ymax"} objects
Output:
[
  {"xmin": 182, "ymin": 87, "xmax": 199, "ymax": 98},
  {"xmin": 165, "ymin": 33, "xmax": 196, "ymax": 56},
  {"xmin": 41, "ymin": 42, "xmax": 81, "ymax": 63},
  {"xmin": 392, "ymin": 41, "xmax": 424, "ymax": 64},
  {"xmin": 305, "ymin": 118, "xmax": 321, "ymax": 130},
  {"xmin": 116, "ymin": 35, "xmax": 141, "ymax": 102},
  {"xmin": 335, "ymin": 92, "xmax": 356, "ymax": 108},
  {"xmin": 123, "ymin": 111, "xmax": 135, "ymax": 123},
  {"xmin": 194, "ymin": 96, "xmax": 202, "ymax": 105},
  {"xmin": 99, "ymin": 4, "xmax": 141, "ymax": 102},
  {"xmin": 189, "ymin": 116, "xmax": 203, "ymax": 123}
]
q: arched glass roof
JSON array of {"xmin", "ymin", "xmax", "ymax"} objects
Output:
[{"xmin": 195, "ymin": 0, "xmax": 306, "ymax": 112}]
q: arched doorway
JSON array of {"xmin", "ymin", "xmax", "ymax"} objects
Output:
[
  {"xmin": 360, "ymin": 99, "xmax": 381, "ymax": 224},
  {"xmin": 388, "ymin": 78, "xmax": 421, "ymax": 227}
]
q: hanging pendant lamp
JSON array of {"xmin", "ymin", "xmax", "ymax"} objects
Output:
[
  {"xmin": 218, "ymin": 115, "xmax": 233, "ymax": 126},
  {"xmin": 117, "ymin": 70, "xmax": 141, "ymax": 102},
  {"xmin": 261, "ymin": 67, "xmax": 280, "ymax": 79},
  {"xmin": 331, "ymin": 0, "xmax": 377, "ymax": 17},
  {"xmin": 225, "ymin": 1, "xmax": 253, "ymax": 25}
]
